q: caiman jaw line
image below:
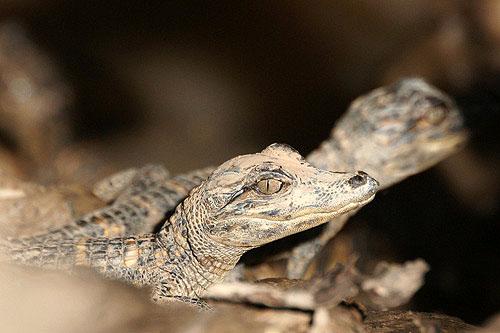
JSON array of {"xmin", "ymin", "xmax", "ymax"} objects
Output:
[
  {"xmin": 282, "ymin": 192, "xmax": 376, "ymax": 226},
  {"xmin": 244, "ymin": 192, "xmax": 376, "ymax": 223}
]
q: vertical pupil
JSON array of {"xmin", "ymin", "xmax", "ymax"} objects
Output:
[{"xmin": 256, "ymin": 179, "xmax": 283, "ymax": 194}]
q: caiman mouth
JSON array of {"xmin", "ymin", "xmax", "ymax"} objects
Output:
[
  {"xmin": 423, "ymin": 131, "xmax": 468, "ymax": 153},
  {"xmin": 239, "ymin": 190, "xmax": 376, "ymax": 226},
  {"xmin": 281, "ymin": 192, "xmax": 377, "ymax": 235},
  {"xmin": 244, "ymin": 185, "xmax": 378, "ymax": 223},
  {"xmin": 217, "ymin": 192, "xmax": 378, "ymax": 248}
]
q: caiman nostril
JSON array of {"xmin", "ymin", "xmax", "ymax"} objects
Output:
[{"xmin": 348, "ymin": 172, "xmax": 367, "ymax": 188}]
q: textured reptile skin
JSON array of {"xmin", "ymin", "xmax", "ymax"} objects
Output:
[
  {"xmin": 4, "ymin": 78, "xmax": 467, "ymax": 279},
  {"xmin": 2, "ymin": 144, "xmax": 379, "ymax": 303}
]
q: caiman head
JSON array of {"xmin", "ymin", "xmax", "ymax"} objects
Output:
[
  {"xmin": 185, "ymin": 143, "xmax": 378, "ymax": 248},
  {"xmin": 330, "ymin": 77, "xmax": 468, "ymax": 188}
]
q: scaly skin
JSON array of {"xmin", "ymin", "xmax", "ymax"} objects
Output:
[
  {"xmin": 286, "ymin": 77, "xmax": 468, "ymax": 277},
  {"xmin": 100, "ymin": 77, "xmax": 467, "ymax": 278},
  {"xmin": 7, "ymin": 77, "xmax": 467, "ymax": 278},
  {"xmin": 137, "ymin": 77, "xmax": 467, "ymax": 278},
  {"xmin": 307, "ymin": 77, "xmax": 467, "ymax": 189},
  {"xmin": 91, "ymin": 166, "xmax": 145, "ymax": 202},
  {"xmin": 9, "ymin": 165, "xmax": 212, "ymax": 245},
  {"xmin": 2, "ymin": 144, "xmax": 379, "ymax": 303}
]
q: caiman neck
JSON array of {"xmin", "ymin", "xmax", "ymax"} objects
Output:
[{"xmin": 156, "ymin": 189, "xmax": 248, "ymax": 296}]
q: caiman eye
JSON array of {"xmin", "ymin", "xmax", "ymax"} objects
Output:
[
  {"xmin": 424, "ymin": 107, "xmax": 447, "ymax": 124},
  {"xmin": 256, "ymin": 179, "xmax": 283, "ymax": 195},
  {"xmin": 422, "ymin": 97, "xmax": 449, "ymax": 124}
]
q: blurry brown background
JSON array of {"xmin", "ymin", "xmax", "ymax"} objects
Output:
[{"xmin": 0, "ymin": 0, "xmax": 498, "ymax": 325}]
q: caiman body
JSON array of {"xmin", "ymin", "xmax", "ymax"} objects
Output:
[
  {"xmin": 3, "ymin": 77, "xmax": 468, "ymax": 280},
  {"xmin": 3, "ymin": 144, "xmax": 378, "ymax": 302}
]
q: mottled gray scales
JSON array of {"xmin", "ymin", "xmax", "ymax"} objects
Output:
[
  {"xmin": 92, "ymin": 167, "xmax": 143, "ymax": 202},
  {"xmin": 81, "ymin": 78, "xmax": 465, "ymax": 279},
  {"xmin": 287, "ymin": 77, "xmax": 467, "ymax": 277},
  {"xmin": 2, "ymin": 77, "xmax": 467, "ymax": 296},
  {"xmin": 78, "ymin": 78, "xmax": 466, "ymax": 279},
  {"xmin": 8, "ymin": 166, "xmax": 214, "ymax": 249},
  {"xmin": 1, "ymin": 144, "xmax": 379, "ymax": 303}
]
